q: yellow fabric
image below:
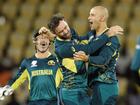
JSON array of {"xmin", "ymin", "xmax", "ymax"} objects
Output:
[
  {"xmin": 27, "ymin": 70, "xmax": 30, "ymax": 90},
  {"xmin": 62, "ymin": 58, "xmax": 77, "ymax": 73},
  {"xmin": 79, "ymin": 40, "xmax": 89, "ymax": 45},
  {"xmin": 11, "ymin": 69, "xmax": 28, "ymax": 90},
  {"xmin": 55, "ymin": 68, "xmax": 63, "ymax": 88},
  {"xmin": 106, "ymin": 42, "xmax": 112, "ymax": 46}
]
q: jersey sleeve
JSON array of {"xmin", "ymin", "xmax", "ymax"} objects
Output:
[
  {"xmin": 88, "ymin": 36, "xmax": 120, "ymax": 67},
  {"xmin": 55, "ymin": 34, "xmax": 109, "ymax": 58},
  {"xmin": 55, "ymin": 68, "xmax": 63, "ymax": 88},
  {"xmin": 8, "ymin": 59, "xmax": 28, "ymax": 90}
]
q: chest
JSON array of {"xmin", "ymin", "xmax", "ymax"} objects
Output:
[{"xmin": 26, "ymin": 59, "xmax": 58, "ymax": 77}]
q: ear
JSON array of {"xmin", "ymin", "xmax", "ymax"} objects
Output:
[{"xmin": 100, "ymin": 16, "xmax": 105, "ymax": 22}]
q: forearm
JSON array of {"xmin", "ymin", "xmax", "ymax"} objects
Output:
[{"xmin": 11, "ymin": 70, "xmax": 28, "ymax": 90}]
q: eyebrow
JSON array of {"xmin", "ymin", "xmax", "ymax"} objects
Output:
[{"xmin": 57, "ymin": 25, "xmax": 67, "ymax": 34}]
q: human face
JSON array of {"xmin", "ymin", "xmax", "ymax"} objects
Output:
[
  {"xmin": 35, "ymin": 34, "xmax": 50, "ymax": 53},
  {"xmin": 88, "ymin": 8, "xmax": 101, "ymax": 30},
  {"xmin": 55, "ymin": 20, "xmax": 71, "ymax": 40}
]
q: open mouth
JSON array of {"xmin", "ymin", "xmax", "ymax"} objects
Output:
[
  {"xmin": 40, "ymin": 42, "xmax": 47, "ymax": 46},
  {"xmin": 89, "ymin": 21, "xmax": 93, "ymax": 25},
  {"xmin": 42, "ymin": 44, "xmax": 46, "ymax": 46}
]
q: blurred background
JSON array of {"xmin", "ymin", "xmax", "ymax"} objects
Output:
[{"xmin": 0, "ymin": 0, "xmax": 140, "ymax": 105}]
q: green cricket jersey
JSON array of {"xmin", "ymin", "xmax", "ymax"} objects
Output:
[
  {"xmin": 88, "ymin": 36, "xmax": 120, "ymax": 87},
  {"xmin": 8, "ymin": 54, "xmax": 63, "ymax": 101},
  {"xmin": 54, "ymin": 30, "xmax": 110, "ymax": 89}
]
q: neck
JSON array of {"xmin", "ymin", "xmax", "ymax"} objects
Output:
[
  {"xmin": 35, "ymin": 51, "xmax": 51, "ymax": 58},
  {"xmin": 96, "ymin": 23, "xmax": 108, "ymax": 36},
  {"xmin": 57, "ymin": 36, "xmax": 71, "ymax": 41}
]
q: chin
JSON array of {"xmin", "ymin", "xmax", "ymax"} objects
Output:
[{"xmin": 90, "ymin": 27, "xmax": 94, "ymax": 30}]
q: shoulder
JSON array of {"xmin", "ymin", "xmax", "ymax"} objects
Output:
[
  {"xmin": 106, "ymin": 36, "xmax": 120, "ymax": 49},
  {"xmin": 109, "ymin": 36, "xmax": 120, "ymax": 44},
  {"xmin": 21, "ymin": 56, "xmax": 36, "ymax": 65}
]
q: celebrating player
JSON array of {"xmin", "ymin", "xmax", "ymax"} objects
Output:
[{"xmin": 0, "ymin": 31, "xmax": 63, "ymax": 105}]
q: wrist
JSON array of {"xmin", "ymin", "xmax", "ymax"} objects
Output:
[{"xmin": 85, "ymin": 55, "xmax": 89, "ymax": 62}]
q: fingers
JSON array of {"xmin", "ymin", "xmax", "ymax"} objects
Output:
[
  {"xmin": 73, "ymin": 51, "xmax": 88, "ymax": 62},
  {"xmin": 38, "ymin": 27, "xmax": 56, "ymax": 41},
  {"xmin": 3, "ymin": 85, "xmax": 13, "ymax": 96},
  {"xmin": 74, "ymin": 51, "xmax": 86, "ymax": 56},
  {"xmin": 4, "ymin": 90, "xmax": 13, "ymax": 96},
  {"xmin": 116, "ymin": 31, "xmax": 123, "ymax": 35},
  {"xmin": 0, "ymin": 87, "xmax": 5, "ymax": 100},
  {"xmin": 39, "ymin": 27, "xmax": 49, "ymax": 34},
  {"xmin": 0, "ymin": 86, "xmax": 13, "ymax": 101},
  {"xmin": 0, "ymin": 96, "xmax": 5, "ymax": 100},
  {"xmin": 73, "ymin": 57, "xmax": 83, "ymax": 61},
  {"xmin": 73, "ymin": 53, "xmax": 85, "ymax": 58},
  {"xmin": 110, "ymin": 25, "xmax": 124, "ymax": 32},
  {"xmin": 108, "ymin": 25, "xmax": 124, "ymax": 36}
]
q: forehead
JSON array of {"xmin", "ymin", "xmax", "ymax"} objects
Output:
[
  {"xmin": 56, "ymin": 20, "xmax": 67, "ymax": 30},
  {"xmin": 90, "ymin": 8, "xmax": 96, "ymax": 14},
  {"xmin": 36, "ymin": 34, "xmax": 49, "ymax": 39}
]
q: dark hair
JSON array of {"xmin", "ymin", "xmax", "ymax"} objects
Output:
[
  {"xmin": 48, "ymin": 13, "xmax": 64, "ymax": 33},
  {"xmin": 32, "ymin": 29, "xmax": 40, "ymax": 41}
]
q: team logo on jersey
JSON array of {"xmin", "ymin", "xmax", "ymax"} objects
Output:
[
  {"xmin": 89, "ymin": 36, "xmax": 94, "ymax": 42},
  {"xmin": 71, "ymin": 46, "xmax": 76, "ymax": 52},
  {"xmin": 106, "ymin": 42, "xmax": 112, "ymax": 46},
  {"xmin": 48, "ymin": 60, "xmax": 55, "ymax": 65},
  {"xmin": 31, "ymin": 60, "xmax": 37, "ymax": 67}
]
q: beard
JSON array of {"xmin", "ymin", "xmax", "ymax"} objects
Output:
[
  {"xmin": 58, "ymin": 35, "xmax": 71, "ymax": 40},
  {"xmin": 58, "ymin": 30, "xmax": 71, "ymax": 40}
]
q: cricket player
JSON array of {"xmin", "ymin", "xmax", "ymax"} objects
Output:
[
  {"xmin": 74, "ymin": 6, "xmax": 121, "ymax": 105},
  {"xmin": 39, "ymin": 13, "xmax": 123, "ymax": 105},
  {"xmin": 0, "ymin": 31, "xmax": 63, "ymax": 105}
]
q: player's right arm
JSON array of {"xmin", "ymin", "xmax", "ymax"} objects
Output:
[
  {"xmin": 0, "ymin": 59, "xmax": 28, "ymax": 99},
  {"xmin": 56, "ymin": 26, "xmax": 123, "ymax": 58},
  {"xmin": 8, "ymin": 59, "xmax": 28, "ymax": 90},
  {"xmin": 55, "ymin": 34, "xmax": 109, "ymax": 58}
]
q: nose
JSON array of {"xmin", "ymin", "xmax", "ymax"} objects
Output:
[
  {"xmin": 88, "ymin": 16, "xmax": 90, "ymax": 20},
  {"xmin": 64, "ymin": 28, "xmax": 68, "ymax": 33},
  {"xmin": 63, "ymin": 29, "xmax": 68, "ymax": 35},
  {"xmin": 40, "ymin": 40, "xmax": 46, "ymax": 44}
]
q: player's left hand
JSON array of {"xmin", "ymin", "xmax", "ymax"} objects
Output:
[
  {"xmin": 107, "ymin": 25, "xmax": 124, "ymax": 36},
  {"xmin": 73, "ymin": 51, "xmax": 89, "ymax": 62},
  {"xmin": 39, "ymin": 27, "xmax": 56, "ymax": 41}
]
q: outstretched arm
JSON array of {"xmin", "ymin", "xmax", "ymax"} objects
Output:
[{"xmin": 0, "ymin": 59, "xmax": 28, "ymax": 100}]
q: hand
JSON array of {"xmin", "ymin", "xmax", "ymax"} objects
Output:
[
  {"xmin": 39, "ymin": 27, "xmax": 56, "ymax": 41},
  {"xmin": 3, "ymin": 85, "xmax": 13, "ymax": 96},
  {"xmin": 0, "ymin": 87, "xmax": 5, "ymax": 100},
  {"xmin": 106, "ymin": 25, "xmax": 124, "ymax": 37},
  {"xmin": 73, "ymin": 51, "xmax": 89, "ymax": 62},
  {"xmin": 0, "ymin": 85, "xmax": 13, "ymax": 98}
]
